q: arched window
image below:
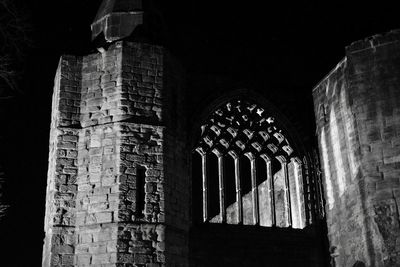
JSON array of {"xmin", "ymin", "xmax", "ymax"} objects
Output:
[{"xmin": 193, "ymin": 99, "xmax": 311, "ymax": 229}]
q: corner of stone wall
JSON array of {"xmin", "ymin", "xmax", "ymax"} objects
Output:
[
  {"xmin": 346, "ymin": 32, "xmax": 400, "ymax": 266},
  {"xmin": 43, "ymin": 55, "xmax": 82, "ymax": 266},
  {"xmin": 313, "ymin": 29, "xmax": 400, "ymax": 266}
]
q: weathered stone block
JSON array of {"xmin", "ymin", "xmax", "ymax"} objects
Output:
[
  {"xmin": 93, "ymin": 230, "xmax": 113, "ymax": 243},
  {"xmin": 76, "ymin": 254, "xmax": 91, "ymax": 265},
  {"xmin": 95, "ymin": 211, "xmax": 113, "ymax": 223}
]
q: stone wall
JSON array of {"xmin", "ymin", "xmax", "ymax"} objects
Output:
[
  {"xmin": 190, "ymin": 225, "xmax": 323, "ymax": 267},
  {"xmin": 313, "ymin": 30, "xmax": 400, "ymax": 266},
  {"xmin": 43, "ymin": 35, "xmax": 326, "ymax": 267},
  {"xmin": 43, "ymin": 41, "xmax": 187, "ymax": 266}
]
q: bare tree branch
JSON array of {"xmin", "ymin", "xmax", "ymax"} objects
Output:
[
  {"xmin": 0, "ymin": 169, "xmax": 8, "ymax": 221},
  {"xmin": 0, "ymin": 0, "xmax": 31, "ymax": 219},
  {"xmin": 0, "ymin": 0, "xmax": 31, "ymax": 96}
]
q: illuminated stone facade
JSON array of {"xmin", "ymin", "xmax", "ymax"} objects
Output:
[
  {"xmin": 313, "ymin": 30, "xmax": 400, "ymax": 266},
  {"xmin": 41, "ymin": 0, "xmax": 400, "ymax": 266}
]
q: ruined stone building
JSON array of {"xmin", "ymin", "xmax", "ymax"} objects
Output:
[{"xmin": 41, "ymin": 0, "xmax": 400, "ymax": 266}]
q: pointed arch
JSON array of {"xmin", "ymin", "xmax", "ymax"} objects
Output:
[{"xmin": 192, "ymin": 94, "xmax": 320, "ymax": 229}]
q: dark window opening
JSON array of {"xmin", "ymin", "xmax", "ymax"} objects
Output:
[
  {"xmin": 240, "ymin": 155, "xmax": 252, "ymax": 195},
  {"xmin": 224, "ymin": 155, "xmax": 236, "ymax": 207},
  {"xmin": 207, "ymin": 153, "xmax": 220, "ymax": 222},
  {"xmin": 136, "ymin": 165, "xmax": 146, "ymax": 218},
  {"xmin": 256, "ymin": 157, "xmax": 267, "ymax": 186}
]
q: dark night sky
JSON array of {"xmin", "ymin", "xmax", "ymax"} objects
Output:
[
  {"xmin": 1, "ymin": 0, "xmax": 400, "ymax": 265},
  {"xmin": 16, "ymin": 0, "xmax": 400, "ymax": 96},
  {"xmin": 24, "ymin": 0, "xmax": 400, "ymax": 87}
]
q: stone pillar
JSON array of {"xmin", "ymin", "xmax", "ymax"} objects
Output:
[
  {"xmin": 43, "ymin": 41, "xmax": 188, "ymax": 266},
  {"xmin": 43, "ymin": 55, "xmax": 82, "ymax": 266},
  {"xmin": 313, "ymin": 30, "xmax": 400, "ymax": 266}
]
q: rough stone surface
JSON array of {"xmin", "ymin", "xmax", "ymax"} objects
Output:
[
  {"xmin": 43, "ymin": 41, "xmax": 187, "ymax": 266},
  {"xmin": 313, "ymin": 29, "xmax": 400, "ymax": 267}
]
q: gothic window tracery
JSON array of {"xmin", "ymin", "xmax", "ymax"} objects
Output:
[{"xmin": 193, "ymin": 99, "xmax": 310, "ymax": 229}]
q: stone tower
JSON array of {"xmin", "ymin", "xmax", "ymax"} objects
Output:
[
  {"xmin": 42, "ymin": 0, "xmax": 188, "ymax": 266},
  {"xmin": 313, "ymin": 30, "xmax": 400, "ymax": 266},
  {"xmin": 42, "ymin": 1, "xmax": 330, "ymax": 266}
]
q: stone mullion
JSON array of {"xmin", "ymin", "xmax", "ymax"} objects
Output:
[
  {"xmin": 293, "ymin": 159, "xmax": 305, "ymax": 228},
  {"xmin": 266, "ymin": 158, "xmax": 276, "ymax": 226},
  {"xmin": 282, "ymin": 160, "xmax": 293, "ymax": 227},
  {"xmin": 201, "ymin": 154, "xmax": 208, "ymax": 222},
  {"xmin": 217, "ymin": 155, "xmax": 226, "ymax": 223},
  {"xmin": 250, "ymin": 156, "xmax": 259, "ymax": 225},
  {"xmin": 301, "ymin": 159, "xmax": 312, "ymax": 226},
  {"xmin": 234, "ymin": 157, "xmax": 243, "ymax": 224}
]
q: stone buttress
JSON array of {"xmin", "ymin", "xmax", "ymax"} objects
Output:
[{"xmin": 42, "ymin": 40, "xmax": 188, "ymax": 266}]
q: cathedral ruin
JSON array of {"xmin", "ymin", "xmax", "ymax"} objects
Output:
[{"xmin": 41, "ymin": 0, "xmax": 400, "ymax": 266}]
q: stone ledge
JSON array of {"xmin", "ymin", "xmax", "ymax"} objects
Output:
[{"xmin": 346, "ymin": 29, "xmax": 400, "ymax": 53}]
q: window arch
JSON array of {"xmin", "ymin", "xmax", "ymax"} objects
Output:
[{"xmin": 193, "ymin": 98, "xmax": 311, "ymax": 229}]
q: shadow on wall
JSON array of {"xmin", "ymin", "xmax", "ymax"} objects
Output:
[{"xmin": 353, "ymin": 261, "xmax": 366, "ymax": 267}]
